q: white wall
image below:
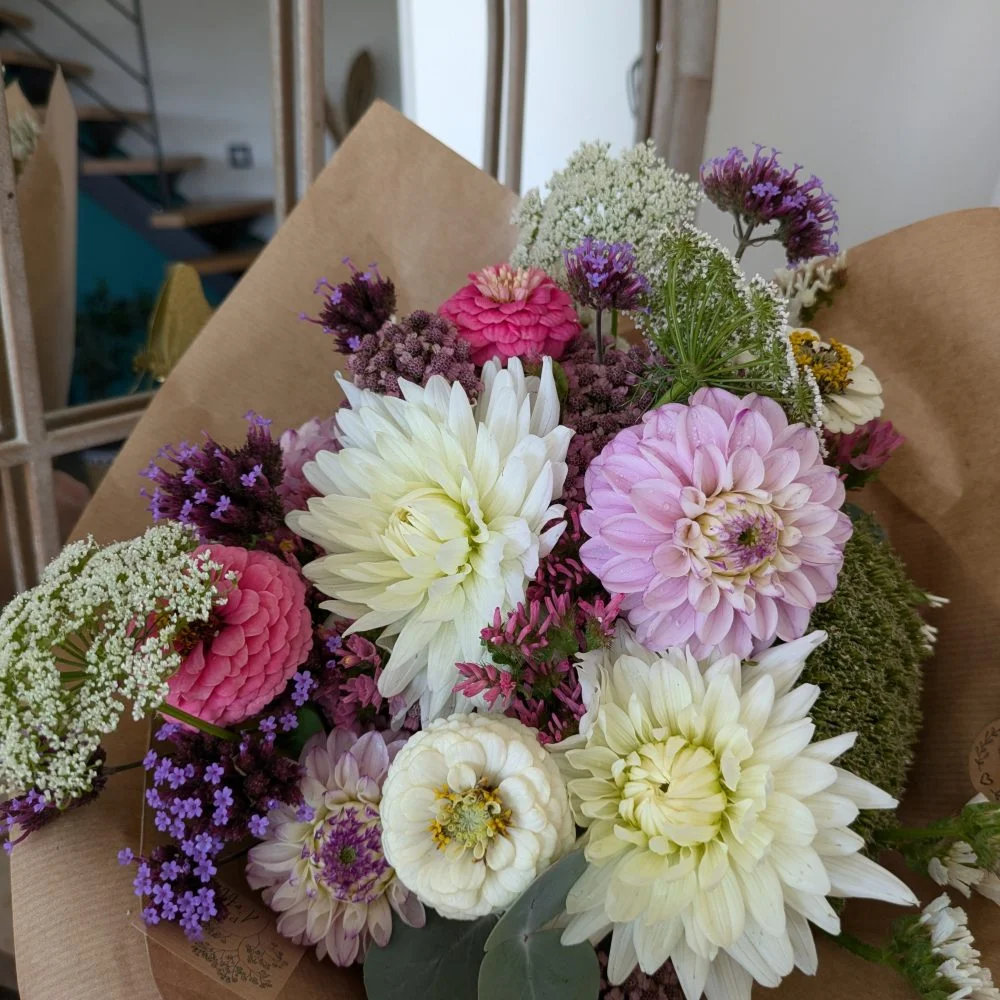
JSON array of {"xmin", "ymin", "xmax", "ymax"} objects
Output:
[
  {"xmin": 9, "ymin": 0, "xmax": 401, "ymax": 204},
  {"xmin": 401, "ymin": 0, "xmax": 1000, "ymax": 272}
]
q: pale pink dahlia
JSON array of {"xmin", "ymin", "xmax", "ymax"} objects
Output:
[
  {"xmin": 439, "ymin": 263, "xmax": 580, "ymax": 365},
  {"xmin": 580, "ymin": 387, "xmax": 851, "ymax": 658},
  {"xmin": 246, "ymin": 729, "xmax": 424, "ymax": 965},
  {"xmin": 278, "ymin": 415, "xmax": 340, "ymax": 512},
  {"xmin": 166, "ymin": 544, "xmax": 313, "ymax": 725}
]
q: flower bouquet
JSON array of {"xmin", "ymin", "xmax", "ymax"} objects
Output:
[{"xmin": 7, "ymin": 105, "xmax": 1000, "ymax": 1000}]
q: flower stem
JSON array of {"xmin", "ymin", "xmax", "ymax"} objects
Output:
[
  {"xmin": 595, "ymin": 308, "xmax": 605, "ymax": 363},
  {"xmin": 158, "ymin": 702, "xmax": 238, "ymax": 742},
  {"xmin": 733, "ymin": 217, "xmax": 755, "ymax": 262},
  {"xmin": 874, "ymin": 823, "xmax": 960, "ymax": 847},
  {"xmin": 611, "ymin": 308, "xmax": 619, "ymax": 343},
  {"xmin": 59, "ymin": 670, "xmax": 86, "ymax": 681},
  {"xmin": 830, "ymin": 931, "xmax": 889, "ymax": 967},
  {"xmin": 105, "ymin": 761, "xmax": 143, "ymax": 776}
]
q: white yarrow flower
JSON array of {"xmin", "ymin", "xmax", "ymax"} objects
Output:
[
  {"xmin": 379, "ymin": 713, "xmax": 574, "ymax": 920},
  {"xmin": 561, "ymin": 631, "xmax": 918, "ymax": 1000},
  {"xmin": 288, "ymin": 358, "xmax": 572, "ymax": 721}
]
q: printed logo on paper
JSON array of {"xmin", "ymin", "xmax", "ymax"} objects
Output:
[{"xmin": 970, "ymin": 718, "xmax": 1000, "ymax": 801}]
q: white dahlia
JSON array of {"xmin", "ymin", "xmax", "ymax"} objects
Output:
[
  {"xmin": 379, "ymin": 713, "xmax": 575, "ymax": 920},
  {"xmin": 789, "ymin": 327, "xmax": 883, "ymax": 433},
  {"xmin": 561, "ymin": 631, "xmax": 918, "ymax": 1000},
  {"xmin": 287, "ymin": 358, "xmax": 572, "ymax": 721}
]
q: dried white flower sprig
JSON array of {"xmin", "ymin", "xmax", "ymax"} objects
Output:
[{"xmin": 0, "ymin": 523, "xmax": 227, "ymax": 805}]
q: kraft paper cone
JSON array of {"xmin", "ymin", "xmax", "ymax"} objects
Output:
[
  {"xmin": 5, "ymin": 72, "xmax": 78, "ymax": 411},
  {"xmin": 10, "ymin": 98, "xmax": 998, "ymax": 998}
]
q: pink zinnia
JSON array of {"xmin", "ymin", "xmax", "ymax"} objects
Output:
[
  {"xmin": 166, "ymin": 544, "xmax": 313, "ymax": 726},
  {"xmin": 580, "ymin": 387, "xmax": 852, "ymax": 658},
  {"xmin": 438, "ymin": 263, "xmax": 580, "ymax": 365}
]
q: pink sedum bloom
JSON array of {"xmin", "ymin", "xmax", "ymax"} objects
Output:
[
  {"xmin": 439, "ymin": 263, "xmax": 580, "ymax": 365},
  {"xmin": 824, "ymin": 417, "xmax": 904, "ymax": 491},
  {"xmin": 165, "ymin": 544, "xmax": 313, "ymax": 726},
  {"xmin": 580, "ymin": 387, "xmax": 851, "ymax": 659}
]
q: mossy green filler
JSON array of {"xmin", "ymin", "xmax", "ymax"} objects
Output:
[{"xmin": 804, "ymin": 513, "xmax": 932, "ymax": 843}]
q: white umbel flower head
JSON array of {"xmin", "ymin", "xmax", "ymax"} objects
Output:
[
  {"xmin": 789, "ymin": 327, "xmax": 883, "ymax": 434},
  {"xmin": 379, "ymin": 713, "xmax": 574, "ymax": 920},
  {"xmin": 288, "ymin": 358, "xmax": 572, "ymax": 721},
  {"xmin": 561, "ymin": 631, "xmax": 918, "ymax": 1000}
]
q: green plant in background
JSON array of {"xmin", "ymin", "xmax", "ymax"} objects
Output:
[
  {"xmin": 804, "ymin": 512, "xmax": 936, "ymax": 844},
  {"xmin": 70, "ymin": 281, "xmax": 154, "ymax": 405},
  {"xmin": 636, "ymin": 225, "xmax": 821, "ymax": 424}
]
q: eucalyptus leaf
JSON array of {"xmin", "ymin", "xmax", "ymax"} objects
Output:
[
  {"xmin": 485, "ymin": 850, "xmax": 586, "ymax": 951},
  {"xmin": 479, "ymin": 928, "xmax": 599, "ymax": 1000},
  {"xmin": 364, "ymin": 910, "xmax": 495, "ymax": 1000}
]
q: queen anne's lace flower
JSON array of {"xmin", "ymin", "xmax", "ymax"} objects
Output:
[
  {"xmin": 580, "ymin": 387, "xmax": 851, "ymax": 659},
  {"xmin": 288, "ymin": 358, "xmax": 572, "ymax": 721},
  {"xmin": 246, "ymin": 729, "xmax": 423, "ymax": 965},
  {"xmin": 561, "ymin": 632, "xmax": 918, "ymax": 1000},
  {"xmin": 511, "ymin": 140, "xmax": 702, "ymax": 282},
  {"xmin": 379, "ymin": 713, "xmax": 574, "ymax": 920},
  {"xmin": 0, "ymin": 524, "xmax": 224, "ymax": 804}
]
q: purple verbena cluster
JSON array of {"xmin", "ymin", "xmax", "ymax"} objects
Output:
[
  {"xmin": 303, "ymin": 258, "xmax": 397, "ymax": 355},
  {"xmin": 140, "ymin": 411, "xmax": 293, "ymax": 552},
  {"xmin": 700, "ymin": 145, "xmax": 839, "ymax": 262},
  {"xmin": 121, "ymin": 721, "xmax": 303, "ymax": 937},
  {"xmin": 563, "ymin": 238, "xmax": 650, "ymax": 313},
  {"xmin": 310, "ymin": 627, "xmax": 420, "ymax": 737},
  {"xmin": 347, "ymin": 310, "xmax": 480, "ymax": 400},
  {"xmin": 1, "ymin": 749, "xmax": 107, "ymax": 853},
  {"xmin": 123, "ymin": 843, "xmax": 225, "ymax": 940},
  {"xmin": 559, "ymin": 334, "xmax": 653, "ymax": 505}
]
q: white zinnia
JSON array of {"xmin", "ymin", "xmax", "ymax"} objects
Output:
[
  {"xmin": 379, "ymin": 713, "xmax": 574, "ymax": 920},
  {"xmin": 288, "ymin": 358, "xmax": 572, "ymax": 721},
  {"xmin": 561, "ymin": 631, "xmax": 918, "ymax": 1000}
]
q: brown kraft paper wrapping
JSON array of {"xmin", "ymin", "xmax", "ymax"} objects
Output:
[{"xmin": 10, "ymin": 101, "xmax": 1000, "ymax": 998}]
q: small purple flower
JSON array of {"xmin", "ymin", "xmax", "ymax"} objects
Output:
[
  {"xmin": 700, "ymin": 145, "xmax": 839, "ymax": 263},
  {"xmin": 156, "ymin": 722, "xmax": 181, "ymax": 741},
  {"xmin": 304, "ymin": 260, "xmax": 397, "ymax": 355},
  {"xmin": 146, "ymin": 788, "xmax": 164, "ymax": 810},
  {"xmin": 117, "ymin": 847, "xmax": 134, "ymax": 866},
  {"xmin": 280, "ymin": 713, "xmax": 298, "ymax": 732},
  {"xmin": 291, "ymin": 670, "xmax": 317, "ymax": 708},
  {"xmin": 239, "ymin": 464, "xmax": 264, "ymax": 488},
  {"xmin": 154, "ymin": 810, "xmax": 172, "ymax": 833},
  {"xmin": 248, "ymin": 815, "xmax": 269, "ymax": 838},
  {"xmin": 563, "ymin": 238, "xmax": 650, "ymax": 313},
  {"xmin": 204, "ymin": 763, "xmax": 224, "ymax": 785},
  {"xmin": 194, "ymin": 857, "xmax": 218, "ymax": 883},
  {"xmin": 142, "ymin": 906, "xmax": 162, "ymax": 926},
  {"xmin": 259, "ymin": 715, "xmax": 277, "ymax": 734},
  {"xmin": 295, "ymin": 803, "xmax": 316, "ymax": 823},
  {"xmin": 142, "ymin": 750, "xmax": 158, "ymax": 771}
]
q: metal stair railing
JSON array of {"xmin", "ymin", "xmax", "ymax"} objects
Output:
[{"xmin": 11, "ymin": 0, "xmax": 171, "ymax": 207}]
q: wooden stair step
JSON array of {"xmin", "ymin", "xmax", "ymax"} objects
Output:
[
  {"xmin": 150, "ymin": 198, "xmax": 274, "ymax": 230},
  {"xmin": 183, "ymin": 248, "xmax": 260, "ymax": 277},
  {"xmin": 0, "ymin": 48, "xmax": 92, "ymax": 78},
  {"xmin": 34, "ymin": 104, "xmax": 152, "ymax": 124},
  {"xmin": 81, "ymin": 154, "xmax": 204, "ymax": 177},
  {"xmin": 0, "ymin": 8, "xmax": 33, "ymax": 32}
]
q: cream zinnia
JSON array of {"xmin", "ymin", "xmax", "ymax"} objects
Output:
[
  {"xmin": 561, "ymin": 632, "xmax": 918, "ymax": 1000},
  {"xmin": 379, "ymin": 713, "xmax": 574, "ymax": 920},
  {"xmin": 288, "ymin": 358, "xmax": 572, "ymax": 720}
]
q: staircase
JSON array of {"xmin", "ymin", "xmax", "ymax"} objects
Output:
[{"xmin": 0, "ymin": 2, "xmax": 271, "ymax": 295}]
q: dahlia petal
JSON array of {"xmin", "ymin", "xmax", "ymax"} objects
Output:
[
  {"xmin": 829, "ymin": 768, "xmax": 898, "ymax": 810},
  {"xmin": 734, "ymin": 861, "xmax": 786, "ymax": 938},
  {"xmin": 705, "ymin": 952, "xmax": 754, "ymax": 1000},
  {"xmin": 824, "ymin": 854, "xmax": 918, "ymax": 906},
  {"xmin": 671, "ymin": 937, "xmax": 711, "ymax": 999},
  {"xmin": 769, "ymin": 843, "xmax": 831, "ymax": 896},
  {"xmin": 724, "ymin": 918, "xmax": 793, "ymax": 987},
  {"xmin": 631, "ymin": 479, "xmax": 685, "ymax": 528},
  {"xmin": 785, "ymin": 907, "xmax": 819, "ymax": 975}
]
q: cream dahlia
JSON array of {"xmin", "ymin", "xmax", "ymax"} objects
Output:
[
  {"xmin": 288, "ymin": 358, "xmax": 572, "ymax": 720},
  {"xmin": 789, "ymin": 328, "xmax": 883, "ymax": 433},
  {"xmin": 562, "ymin": 632, "xmax": 918, "ymax": 1000},
  {"xmin": 379, "ymin": 713, "xmax": 574, "ymax": 920},
  {"xmin": 245, "ymin": 729, "xmax": 423, "ymax": 965},
  {"xmin": 580, "ymin": 387, "xmax": 852, "ymax": 659}
]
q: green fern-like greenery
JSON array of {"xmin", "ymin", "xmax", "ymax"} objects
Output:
[
  {"xmin": 637, "ymin": 225, "xmax": 819, "ymax": 425},
  {"xmin": 804, "ymin": 513, "xmax": 932, "ymax": 844}
]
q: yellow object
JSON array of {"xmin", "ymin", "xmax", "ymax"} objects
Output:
[{"xmin": 134, "ymin": 264, "xmax": 214, "ymax": 382}]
